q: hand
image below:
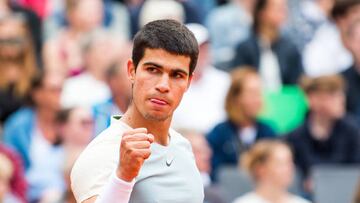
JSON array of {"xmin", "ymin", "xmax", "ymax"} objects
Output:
[{"xmin": 116, "ymin": 128, "xmax": 154, "ymax": 182}]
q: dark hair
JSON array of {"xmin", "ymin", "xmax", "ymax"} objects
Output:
[
  {"xmin": 253, "ymin": 0, "xmax": 268, "ymax": 33},
  {"xmin": 132, "ymin": 19, "xmax": 199, "ymax": 75},
  {"xmin": 25, "ymin": 70, "xmax": 45, "ymax": 106},
  {"xmin": 331, "ymin": 0, "xmax": 360, "ymax": 19},
  {"xmin": 300, "ymin": 74, "xmax": 346, "ymax": 94},
  {"xmin": 56, "ymin": 108, "xmax": 74, "ymax": 125}
]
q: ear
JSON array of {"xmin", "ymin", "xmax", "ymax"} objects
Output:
[
  {"xmin": 186, "ymin": 73, "xmax": 193, "ymax": 90},
  {"xmin": 127, "ymin": 59, "xmax": 136, "ymax": 84}
]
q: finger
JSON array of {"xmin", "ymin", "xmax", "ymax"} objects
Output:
[
  {"xmin": 123, "ymin": 128, "xmax": 147, "ymax": 137},
  {"xmin": 127, "ymin": 141, "xmax": 152, "ymax": 149},
  {"xmin": 134, "ymin": 149, "xmax": 151, "ymax": 160},
  {"xmin": 123, "ymin": 133, "xmax": 151, "ymax": 142},
  {"xmin": 147, "ymin": 134, "xmax": 154, "ymax": 143}
]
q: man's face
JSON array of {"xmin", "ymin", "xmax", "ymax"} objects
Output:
[
  {"xmin": 308, "ymin": 90, "xmax": 345, "ymax": 119},
  {"xmin": 128, "ymin": 48, "xmax": 192, "ymax": 122},
  {"xmin": 348, "ymin": 24, "xmax": 360, "ymax": 64}
]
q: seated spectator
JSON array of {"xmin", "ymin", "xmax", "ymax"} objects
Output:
[
  {"xmin": 43, "ymin": 0, "xmax": 130, "ymax": 40},
  {"xmin": 93, "ymin": 47, "xmax": 132, "ymax": 135},
  {"xmin": 172, "ymin": 23, "xmax": 230, "ymax": 133},
  {"xmin": 0, "ymin": 14, "xmax": 37, "ymax": 124},
  {"xmin": 56, "ymin": 107, "xmax": 94, "ymax": 203},
  {"xmin": 0, "ymin": 0, "xmax": 42, "ymax": 62},
  {"xmin": 0, "ymin": 153, "xmax": 22, "ymax": 203},
  {"xmin": 207, "ymin": 68, "xmax": 276, "ymax": 181},
  {"xmin": 0, "ymin": 144, "xmax": 27, "ymax": 202},
  {"xmin": 206, "ymin": 0, "xmax": 255, "ymax": 69},
  {"xmin": 43, "ymin": 0, "xmax": 107, "ymax": 77},
  {"xmin": 3, "ymin": 70, "xmax": 65, "ymax": 202},
  {"xmin": 285, "ymin": 0, "xmax": 335, "ymax": 52},
  {"xmin": 231, "ymin": 0, "xmax": 303, "ymax": 91},
  {"xmin": 60, "ymin": 30, "xmax": 122, "ymax": 108},
  {"xmin": 342, "ymin": 19, "xmax": 360, "ymax": 121},
  {"xmin": 56, "ymin": 107, "xmax": 94, "ymax": 151},
  {"xmin": 303, "ymin": 0, "xmax": 360, "ymax": 76},
  {"xmin": 181, "ymin": 129, "xmax": 225, "ymax": 203},
  {"xmin": 286, "ymin": 75, "xmax": 360, "ymax": 194},
  {"xmin": 233, "ymin": 140, "xmax": 311, "ymax": 203}
]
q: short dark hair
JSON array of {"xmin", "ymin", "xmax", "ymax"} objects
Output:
[
  {"xmin": 331, "ymin": 0, "xmax": 360, "ymax": 19},
  {"xmin": 132, "ymin": 19, "xmax": 199, "ymax": 75}
]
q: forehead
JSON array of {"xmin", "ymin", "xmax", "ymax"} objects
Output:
[{"xmin": 139, "ymin": 48, "xmax": 191, "ymax": 73}]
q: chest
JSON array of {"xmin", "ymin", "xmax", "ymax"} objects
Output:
[{"xmin": 129, "ymin": 145, "xmax": 204, "ymax": 203}]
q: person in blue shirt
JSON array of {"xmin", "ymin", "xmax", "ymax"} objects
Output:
[{"xmin": 207, "ymin": 67, "xmax": 276, "ymax": 181}]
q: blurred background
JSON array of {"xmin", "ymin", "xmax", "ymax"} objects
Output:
[{"xmin": 0, "ymin": 0, "xmax": 359, "ymax": 202}]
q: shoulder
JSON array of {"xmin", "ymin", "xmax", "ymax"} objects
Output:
[
  {"xmin": 256, "ymin": 121, "xmax": 276, "ymax": 137},
  {"xmin": 4, "ymin": 108, "xmax": 35, "ymax": 130},
  {"xmin": 70, "ymin": 123, "xmax": 126, "ymax": 202},
  {"xmin": 233, "ymin": 192, "xmax": 261, "ymax": 203},
  {"xmin": 170, "ymin": 129, "xmax": 192, "ymax": 150},
  {"xmin": 208, "ymin": 120, "xmax": 235, "ymax": 137},
  {"xmin": 289, "ymin": 194, "xmax": 312, "ymax": 203}
]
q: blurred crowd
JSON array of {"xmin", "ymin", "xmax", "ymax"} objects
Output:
[{"xmin": 0, "ymin": 0, "xmax": 360, "ymax": 202}]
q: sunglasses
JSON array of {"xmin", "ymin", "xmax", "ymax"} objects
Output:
[{"xmin": 0, "ymin": 37, "xmax": 26, "ymax": 46}]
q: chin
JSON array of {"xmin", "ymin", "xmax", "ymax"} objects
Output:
[{"xmin": 143, "ymin": 112, "xmax": 170, "ymax": 122}]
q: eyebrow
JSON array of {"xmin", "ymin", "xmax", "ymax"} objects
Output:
[{"xmin": 143, "ymin": 62, "xmax": 189, "ymax": 76}]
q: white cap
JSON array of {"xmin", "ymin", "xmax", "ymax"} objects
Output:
[{"xmin": 186, "ymin": 23, "xmax": 209, "ymax": 45}]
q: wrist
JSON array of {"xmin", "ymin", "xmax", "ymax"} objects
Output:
[{"xmin": 116, "ymin": 167, "xmax": 133, "ymax": 182}]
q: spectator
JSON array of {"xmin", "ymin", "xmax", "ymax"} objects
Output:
[
  {"xmin": 231, "ymin": 0, "xmax": 303, "ymax": 91},
  {"xmin": 56, "ymin": 107, "xmax": 94, "ymax": 151},
  {"xmin": 0, "ymin": 153, "xmax": 22, "ymax": 203},
  {"xmin": 172, "ymin": 23, "xmax": 230, "ymax": 133},
  {"xmin": 286, "ymin": 0, "xmax": 335, "ymax": 52},
  {"xmin": 207, "ymin": 68, "xmax": 276, "ymax": 181},
  {"xmin": 286, "ymin": 75, "xmax": 360, "ymax": 194},
  {"xmin": 3, "ymin": 70, "xmax": 65, "ymax": 202},
  {"xmin": 93, "ymin": 47, "xmax": 132, "ymax": 135},
  {"xmin": 0, "ymin": 144, "xmax": 27, "ymax": 202},
  {"xmin": 342, "ymin": 19, "xmax": 360, "ymax": 121},
  {"xmin": 0, "ymin": 14, "xmax": 37, "ymax": 124},
  {"xmin": 43, "ymin": 0, "xmax": 105, "ymax": 77},
  {"xmin": 0, "ymin": 0, "xmax": 42, "ymax": 62},
  {"xmin": 43, "ymin": 0, "xmax": 130, "ymax": 40},
  {"xmin": 303, "ymin": 0, "xmax": 360, "ymax": 76},
  {"xmin": 56, "ymin": 107, "xmax": 94, "ymax": 203},
  {"xmin": 60, "ymin": 30, "xmax": 123, "ymax": 108},
  {"xmin": 182, "ymin": 129, "xmax": 225, "ymax": 203},
  {"xmin": 233, "ymin": 140, "xmax": 311, "ymax": 203},
  {"xmin": 206, "ymin": 0, "xmax": 255, "ymax": 69}
]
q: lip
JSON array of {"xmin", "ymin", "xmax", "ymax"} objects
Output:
[{"xmin": 149, "ymin": 98, "xmax": 169, "ymax": 106}]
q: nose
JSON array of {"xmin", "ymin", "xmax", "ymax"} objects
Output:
[{"xmin": 155, "ymin": 74, "xmax": 170, "ymax": 93}]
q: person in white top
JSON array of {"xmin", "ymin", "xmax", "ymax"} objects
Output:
[
  {"xmin": 233, "ymin": 140, "xmax": 311, "ymax": 203},
  {"xmin": 70, "ymin": 19, "xmax": 204, "ymax": 203}
]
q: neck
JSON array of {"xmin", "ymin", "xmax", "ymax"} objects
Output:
[
  {"xmin": 36, "ymin": 107, "xmax": 57, "ymax": 143},
  {"xmin": 238, "ymin": 117, "xmax": 255, "ymax": 128},
  {"xmin": 256, "ymin": 182, "xmax": 288, "ymax": 203},
  {"xmin": 309, "ymin": 113, "xmax": 334, "ymax": 140},
  {"xmin": 121, "ymin": 104, "xmax": 171, "ymax": 146},
  {"xmin": 259, "ymin": 25, "xmax": 279, "ymax": 44}
]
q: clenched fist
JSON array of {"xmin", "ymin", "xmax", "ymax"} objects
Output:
[{"xmin": 116, "ymin": 128, "xmax": 154, "ymax": 182}]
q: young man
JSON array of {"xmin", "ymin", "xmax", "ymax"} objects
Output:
[{"xmin": 70, "ymin": 19, "xmax": 204, "ymax": 203}]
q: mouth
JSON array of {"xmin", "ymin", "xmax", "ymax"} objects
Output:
[{"xmin": 149, "ymin": 98, "xmax": 169, "ymax": 106}]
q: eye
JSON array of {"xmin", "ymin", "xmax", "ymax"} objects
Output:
[
  {"xmin": 147, "ymin": 67, "xmax": 159, "ymax": 73},
  {"xmin": 172, "ymin": 72, "xmax": 186, "ymax": 79}
]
